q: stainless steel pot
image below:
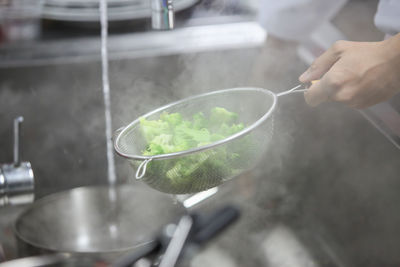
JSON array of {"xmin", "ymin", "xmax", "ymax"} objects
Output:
[{"xmin": 12, "ymin": 185, "xmax": 186, "ymax": 264}]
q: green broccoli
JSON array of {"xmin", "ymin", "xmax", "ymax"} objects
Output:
[
  {"xmin": 209, "ymin": 107, "xmax": 238, "ymax": 127},
  {"xmin": 143, "ymin": 134, "xmax": 174, "ymax": 155},
  {"xmin": 192, "ymin": 112, "xmax": 208, "ymax": 130},
  {"xmin": 160, "ymin": 112, "xmax": 183, "ymax": 127},
  {"xmin": 139, "ymin": 107, "xmax": 252, "ymax": 188},
  {"xmin": 139, "ymin": 117, "xmax": 170, "ymax": 142}
]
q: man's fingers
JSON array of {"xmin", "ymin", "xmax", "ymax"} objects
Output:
[
  {"xmin": 304, "ymin": 64, "xmax": 354, "ymax": 107},
  {"xmin": 299, "ymin": 40, "xmax": 348, "ymax": 83},
  {"xmin": 304, "ymin": 79, "xmax": 330, "ymax": 107}
]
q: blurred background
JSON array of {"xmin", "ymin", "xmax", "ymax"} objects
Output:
[{"xmin": 0, "ymin": 0, "xmax": 400, "ymax": 266}]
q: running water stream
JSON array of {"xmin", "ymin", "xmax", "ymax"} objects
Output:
[{"xmin": 99, "ymin": 0, "xmax": 116, "ymax": 185}]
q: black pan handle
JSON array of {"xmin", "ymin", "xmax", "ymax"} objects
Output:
[
  {"xmin": 191, "ymin": 205, "xmax": 240, "ymax": 245},
  {"xmin": 112, "ymin": 205, "xmax": 240, "ymax": 267}
]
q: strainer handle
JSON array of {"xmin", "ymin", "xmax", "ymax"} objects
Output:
[
  {"xmin": 276, "ymin": 84, "xmax": 306, "ymax": 97},
  {"xmin": 136, "ymin": 158, "xmax": 153, "ymax": 179},
  {"xmin": 277, "ymin": 80, "xmax": 320, "ymax": 97}
]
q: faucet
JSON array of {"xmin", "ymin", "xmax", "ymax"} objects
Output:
[
  {"xmin": 0, "ymin": 117, "xmax": 34, "ymax": 207},
  {"xmin": 151, "ymin": 0, "xmax": 174, "ymax": 30}
]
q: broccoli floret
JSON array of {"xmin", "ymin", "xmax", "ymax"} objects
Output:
[
  {"xmin": 217, "ymin": 122, "xmax": 245, "ymax": 136},
  {"xmin": 174, "ymin": 124, "xmax": 211, "ymax": 144},
  {"xmin": 192, "ymin": 112, "xmax": 208, "ymax": 130},
  {"xmin": 210, "ymin": 133, "xmax": 226, "ymax": 142},
  {"xmin": 209, "ymin": 107, "xmax": 238, "ymax": 127},
  {"xmin": 139, "ymin": 117, "xmax": 170, "ymax": 143},
  {"xmin": 143, "ymin": 134, "xmax": 175, "ymax": 155},
  {"xmin": 160, "ymin": 112, "xmax": 183, "ymax": 127},
  {"xmin": 139, "ymin": 106, "xmax": 253, "ymax": 190}
]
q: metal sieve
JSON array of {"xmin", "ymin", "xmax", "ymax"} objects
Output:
[{"xmin": 114, "ymin": 85, "xmax": 306, "ymax": 194}]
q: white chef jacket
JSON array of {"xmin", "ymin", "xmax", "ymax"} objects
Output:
[
  {"xmin": 259, "ymin": 0, "xmax": 400, "ymax": 40},
  {"xmin": 374, "ymin": 0, "xmax": 400, "ymax": 35}
]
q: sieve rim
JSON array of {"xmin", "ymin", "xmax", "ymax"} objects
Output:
[{"xmin": 114, "ymin": 87, "xmax": 277, "ymax": 160}]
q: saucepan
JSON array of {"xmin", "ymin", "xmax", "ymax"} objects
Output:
[{"xmin": 10, "ymin": 185, "xmax": 186, "ymax": 265}]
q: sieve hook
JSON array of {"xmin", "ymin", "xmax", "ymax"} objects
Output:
[
  {"xmin": 112, "ymin": 126, "xmax": 125, "ymax": 142},
  {"xmin": 136, "ymin": 158, "xmax": 153, "ymax": 179}
]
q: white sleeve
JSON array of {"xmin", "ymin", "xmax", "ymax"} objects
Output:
[
  {"xmin": 374, "ymin": 0, "xmax": 400, "ymax": 35},
  {"xmin": 258, "ymin": 0, "xmax": 347, "ymax": 41}
]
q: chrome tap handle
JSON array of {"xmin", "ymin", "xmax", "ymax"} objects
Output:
[
  {"xmin": 13, "ymin": 116, "xmax": 24, "ymax": 167},
  {"xmin": 152, "ymin": 0, "xmax": 174, "ymax": 30}
]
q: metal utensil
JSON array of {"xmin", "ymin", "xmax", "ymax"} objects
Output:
[
  {"xmin": 14, "ymin": 185, "xmax": 186, "ymax": 260},
  {"xmin": 1, "ymin": 117, "xmax": 34, "ymax": 207},
  {"xmin": 114, "ymin": 84, "xmax": 308, "ymax": 195}
]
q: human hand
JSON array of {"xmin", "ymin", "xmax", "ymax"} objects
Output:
[{"xmin": 299, "ymin": 33, "xmax": 400, "ymax": 109}]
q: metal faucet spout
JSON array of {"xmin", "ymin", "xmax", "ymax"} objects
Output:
[
  {"xmin": 151, "ymin": 0, "xmax": 174, "ymax": 30},
  {"xmin": 1, "ymin": 117, "xmax": 34, "ymax": 207}
]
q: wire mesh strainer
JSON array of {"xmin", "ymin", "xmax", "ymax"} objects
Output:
[{"xmin": 114, "ymin": 85, "xmax": 305, "ymax": 194}]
